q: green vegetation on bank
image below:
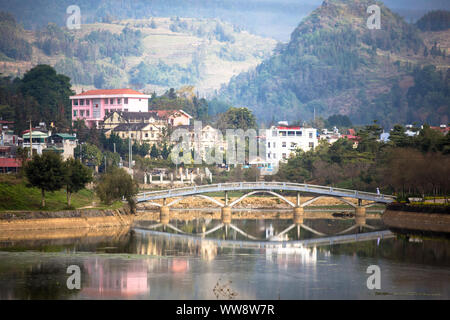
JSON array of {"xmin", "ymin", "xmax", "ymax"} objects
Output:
[
  {"xmin": 271, "ymin": 122, "xmax": 449, "ymax": 199},
  {"xmin": 0, "ymin": 175, "xmax": 121, "ymax": 211}
]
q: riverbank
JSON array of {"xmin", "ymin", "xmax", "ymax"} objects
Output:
[
  {"xmin": 383, "ymin": 207, "xmax": 450, "ymax": 234},
  {"xmin": 0, "ymin": 206, "xmax": 137, "ymax": 232}
]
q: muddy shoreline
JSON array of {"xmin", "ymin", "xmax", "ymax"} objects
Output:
[{"xmin": 383, "ymin": 210, "xmax": 450, "ymax": 234}]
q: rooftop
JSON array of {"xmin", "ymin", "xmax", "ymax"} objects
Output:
[{"xmin": 73, "ymin": 89, "xmax": 147, "ymax": 97}]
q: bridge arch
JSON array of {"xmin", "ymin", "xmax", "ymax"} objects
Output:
[
  {"xmin": 167, "ymin": 194, "xmax": 225, "ymax": 207},
  {"xmin": 229, "ymin": 190, "xmax": 296, "ymax": 208}
]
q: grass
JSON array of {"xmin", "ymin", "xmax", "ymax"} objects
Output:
[{"xmin": 0, "ymin": 175, "xmax": 123, "ymax": 211}]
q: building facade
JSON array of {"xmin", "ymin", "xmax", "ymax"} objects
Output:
[
  {"xmin": 265, "ymin": 124, "xmax": 318, "ymax": 167},
  {"xmin": 70, "ymin": 89, "xmax": 151, "ymax": 128}
]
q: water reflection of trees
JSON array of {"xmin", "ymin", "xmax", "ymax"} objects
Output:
[{"xmin": 328, "ymin": 238, "xmax": 450, "ymax": 266}]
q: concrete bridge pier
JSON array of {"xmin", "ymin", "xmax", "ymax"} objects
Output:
[
  {"xmin": 160, "ymin": 198, "xmax": 170, "ymax": 225},
  {"xmin": 355, "ymin": 199, "xmax": 366, "ymax": 216},
  {"xmin": 221, "ymin": 206, "xmax": 232, "ymax": 224},
  {"xmin": 293, "ymin": 207, "xmax": 304, "ymax": 225},
  {"xmin": 293, "ymin": 192, "xmax": 304, "ymax": 224},
  {"xmin": 355, "ymin": 199, "xmax": 366, "ymax": 232}
]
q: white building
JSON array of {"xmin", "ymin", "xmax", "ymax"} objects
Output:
[{"xmin": 265, "ymin": 124, "xmax": 318, "ymax": 167}]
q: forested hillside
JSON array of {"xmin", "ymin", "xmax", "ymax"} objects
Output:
[
  {"xmin": 219, "ymin": 0, "xmax": 450, "ymax": 127},
  {"xmin": 0, "ymin": 15, "xmax": 276, "ymax": 95}
]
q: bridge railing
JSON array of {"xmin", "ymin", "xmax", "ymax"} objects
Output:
[{"xmin": 137, "ymin": 181, "xmax": 395, "ymax": 202}]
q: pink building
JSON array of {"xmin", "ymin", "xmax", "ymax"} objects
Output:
[{"xmin": 70, "ymin": 89, "xmax": 151, "ymax": 127}]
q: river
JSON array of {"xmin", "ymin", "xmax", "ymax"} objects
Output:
[{"xmin": 0, "ymin": 211, "xmax": 448, "ymax": 299}]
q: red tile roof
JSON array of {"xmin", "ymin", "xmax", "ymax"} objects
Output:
[
  {"xmin": 276, "ymin": 126, "xmax": 301, "ymax": 130},
  {"xmin": 74, "ymin": 89, "xmax": 146, "ymax": 96},
  {"xmin": 0, "ymin": 158, "xmax": 22, "ymax": 168}
]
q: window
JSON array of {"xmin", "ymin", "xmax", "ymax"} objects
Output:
[
  {"xmin": 267, "ymin": 153, "xmax": 271, "ymax": 159},
  {"xmin": 86, "ymin": 100, "xmax": 90, "ymax": 105},
  {"xmin": 110, "ymin": 98, "xmax": 114, "ymax": 104},
  {"xmin": 268, "ymin": 142, "xmax": 270, "ymax": 148},
  {"xmin": 282, "ymin": 153, "xmax": 287, "ymax": 159},
  {"xmin": 309, "ymin": 132, "xmax": 313, "ymax": 139},
  {"xmin": 280, "ymin": 131, "xmax": 286, "ymax": 136},
  {"xmin": 73, "ymin": 110, "xmax": 77, "ymax": 116},
  {"xmin": 124, "ymin": 98, "xmax": 128, "ymax": 104},
  {"xmin": 80, "ymin": 110, "xmax": 85, "ymax": 117},
  {"xmin": 145, "ymin": 133, "xmax": 148, "ymax": 138},
  {"xmin": 273, "ymin": 153, "xmax": 276, "ymax": 159},
  {"xmin": 104, "ymin": 99, "xmax": 108, "ymax": 104},
  {"xmin": 124, "ymin": 109, "xmax": 128, "ymax": 112},
  {"xmin": 288, "ymin": 131, "xmax": 295, "ymax": 136},
  {"xmin": 296, "ymin": 131, "xmax": 301, "ymax": 136},
  {"xmin": 74, "ymin": 100, "xmax": 78, "ymax": 106},
  {"xmin": 273, "ymin": 142, "xmax": 276, "ymax": 148},
  {"xmin": 309, "ymin": 142, "xmax": 314, "ymax": 148},
  {"xmin": 122, "ymin": 133, "xmax": 125, "ymax": 138},
  {"xmin": 86, "ymin": 110, "xmax": 90, "ymax": 116},
  {"xmin": 272, "ymin": 130, "xmax": 277, "ymax": 137},
  {"xmin": 282, "ymin": 142, "xmax": 286, "ymax": 148},
  {"xmin": 117, "ymin": 98, "xmax": 121, "ymax": 104},
  {"xmin": 80, "ymin": 99, "xmax": 84, "ymax": 106}
]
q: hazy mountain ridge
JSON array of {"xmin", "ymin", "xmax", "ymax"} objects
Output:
[
  {"xmin": 0, "ymin": 16, "xmax": 277, "ymax": 95},
  {"xmin": 218, "ymin": 0, "xmax": 450, "ymax": 127}
]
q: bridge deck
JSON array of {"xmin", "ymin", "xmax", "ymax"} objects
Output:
[{"xmin": 137, "ymin": 182, "xmax": 395, "ymax": 204}]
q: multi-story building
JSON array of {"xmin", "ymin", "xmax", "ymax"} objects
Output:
[
  {"xmin": 70, "ymin": 89, "xmax": 151, "ymax": 128},
  {"xmin": 102, "ymin": 110, "xmax": 192, "ymax": 145},
  {"xmin": 265, "ymin": 123, "xmax": 318, "ymax": 167}
]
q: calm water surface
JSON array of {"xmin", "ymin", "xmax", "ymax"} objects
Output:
[{"xmin": 0, "ymin": 212, "xmax": 449, "ymax": 299}]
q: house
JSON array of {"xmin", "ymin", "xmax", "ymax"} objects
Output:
[
  {"xmin": 102, "ymin": 109, "xmax": 192, "ymax": 146},
  {"xmin": 70, "ymin": 89, "xmax": 151, "ymax": 128},
  {"xmin": 153, "ymin": 109, "xmax": 192, "ymax": 126},
  {"xmin": 319, "ymin": 127, "xmax": 341, "ymax": 144},
  {"xmin": 111, "ymin": 123, "xmax": 164, "ymax": 145},
  {"xmin": 0, "ymin": 120, "xmax": 18, "ymax": 146},
  {"xmin": 265, "ymin": 123, "xmax": 318, "ymax": 167},
  {"xmin": 190, "ymin": 124, "xmax": 227, "ymax": 161},
  {"xmin": 0, "ymin": 158, "xmax": 22, "ymax": 173},
  {"xmin": 45, "ymin": 133, "xmax": 78, "ymax": 160},
  {"xmin": 22, "ymin": 131, "xmax": 49, "ymax": 155},
  {"xmin": 430, "ymin": 124, "xmax": 450, "ymax": 135}
]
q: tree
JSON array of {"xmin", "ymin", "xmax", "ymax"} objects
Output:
[
  {"xmin": 95, "ymin": 167, "xmax": 138, "ymax": 212},
  {"xmin": 216, "ymin": 107, "xmax": 256, "ymax": 131},
  {"xmin": 64, "ymin": 158, "xmax": 93, "ymax": 207},
  {"xmin": 150, "ymin": 144, "xmax": 159, "ymax": 158},
  {"xmin": 24, "ymin": 152, "xmax": 66, "ymax": 207},
  {"xmin": 326, "ymin": 114, "xmax": 352, "ymax": 128},
  {"xmin": 19, "ymin": 65, "xmax": 73, "ymax": 130}
]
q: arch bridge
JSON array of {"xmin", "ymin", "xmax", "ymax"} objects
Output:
[{"xmin": 137, "ymin": 182, "xmax": 394, "ymax": 223}]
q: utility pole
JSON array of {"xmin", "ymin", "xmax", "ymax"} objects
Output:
[
  {"xmin": 128, "ymin": 126, "xmax": 132, "ymax": 170},
  {"xmin": 29, "ymin": 119, "xmax": 33, "ymax": 158}
]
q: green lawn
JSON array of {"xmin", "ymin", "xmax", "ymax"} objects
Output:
[{"xmin": 0, "ymin": 175, "xmax": 122, "ymax": 211}]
